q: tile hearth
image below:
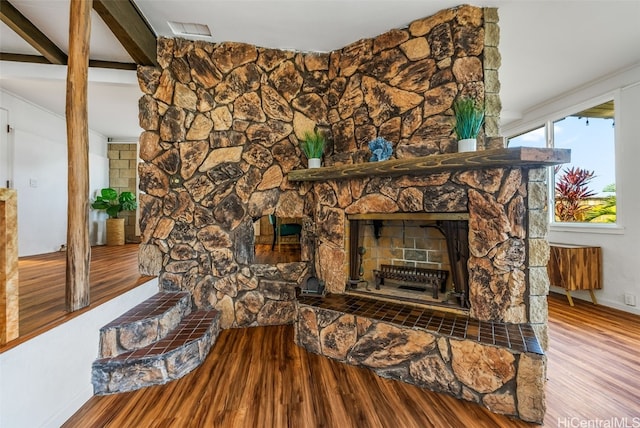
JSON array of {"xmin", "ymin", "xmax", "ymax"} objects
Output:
[
  {"xmin": 296, "ymin": 292, "xmax": 547, "ymax": 423},
  {"xmin": 298, "ymin": 294, "xmax": 543, "ymax": 354}
]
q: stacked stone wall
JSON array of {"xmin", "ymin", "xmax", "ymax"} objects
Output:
[
  {"xmin": 137, "ymin": 5, "xmax": 494, "ymax": 327},
  {"xmin": 527, "ymin": 168, "xmax": 550, "ymax": 349},
  {"xmin": 135, "ymin": 5, "xmax": 548, "ymax": 423},
  {"xmin": 326, "ymin": 5, "xmax": 490, "ymax": 164}
]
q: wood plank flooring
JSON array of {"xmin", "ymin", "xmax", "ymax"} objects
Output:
[
  {"xmin": 1, "ymin": 244, "xmax": 152, "ymax": 352},
  {"xmin": 253, "ymin": 244, "xmax": 301, "ymax": 264},
  {"xmin": 63, "ymin": 293, "xmax": 640, "ymax": 427},
  {"xmin": 545, "ymin": 294, "xmax": 640, "ymax": 423},
  {"xmin": 2, "ymin": 243, "xmax": 297, "ymax": 353}
]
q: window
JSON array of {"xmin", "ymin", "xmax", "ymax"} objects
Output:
[
  {"xmin": 508, "ymin": 125, "xmax": 546, "ymax": 149},
  {"xmin": 508, "ymin": 100, "xmax": 616, "ymax": 224}
]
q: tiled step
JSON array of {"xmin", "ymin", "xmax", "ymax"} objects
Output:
[
  {"xmin": 92, "ymin": 309, "xmax": 220, "ymax": 395},
  {"xmin": 98, "ymin": 291, "xmax": 192, "ymax": 358}
]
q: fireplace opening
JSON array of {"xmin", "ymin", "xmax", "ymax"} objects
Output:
[
  {"xmin": 252, "ymin": 215, "xmax": 303, "ymax": 264},
  {"xmin": 347, "ymin": 214, "xmax": 470, "ymax": 311}
]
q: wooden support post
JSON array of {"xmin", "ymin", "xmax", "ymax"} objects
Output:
[
  {"xmin": 65, "ymin": 0, "xmax": 92, "ymax": 311},
  {"xmin": 0, "ymin": 189, "xmax": 19, "ymax": 344}
]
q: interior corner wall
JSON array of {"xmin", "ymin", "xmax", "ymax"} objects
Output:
[
  {"xmin": 501, "ymin": 65, "xmax": 640, "ymax": 315},
  {"xmin": 0, "ymin": 89, "xmax": 110, "ymax": 256}
]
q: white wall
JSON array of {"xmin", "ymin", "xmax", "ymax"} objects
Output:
[
  {"xmin": 0, "ymin": 89, "xmax": 109, "ymax": 256},
  {"xmin": 0, "ymin": 279, "xmax": 157, "ymax": 428},
  {"xmin": 502, "ymin": 64, "xmax": 640, "ymax": 315}
]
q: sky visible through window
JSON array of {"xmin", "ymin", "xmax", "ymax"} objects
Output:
[{"xmin": 509, "ymin": 116, "xmax": 615, "ymax": 196}]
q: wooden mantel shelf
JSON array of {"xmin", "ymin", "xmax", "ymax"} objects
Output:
[{"xmin": 288, "ymin": 147, "xmax": 570, "ymax": 182}]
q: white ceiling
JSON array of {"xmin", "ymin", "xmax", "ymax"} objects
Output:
[{"xmin": 1, "ymin": 0, "xmax": 639, "ymax": 139}]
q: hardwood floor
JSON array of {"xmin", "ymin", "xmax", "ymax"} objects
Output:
[
  {"xmin": 545, "ymin": 294, "xmax": 640, "ymax": 423},
  {"xmin": 0, "ymin": 244, "xmax": 152, "ymax": 353},
  {"xmin": 2, "ymin": 243, "xmax": 296, "ymax": 353},
  {"xmin": 63, "ymin": 293, "xmax": 640, "ymax": 427},
  {"xmin": 253, "ymin": 244, "xmax": 301, "ymax": 264}
]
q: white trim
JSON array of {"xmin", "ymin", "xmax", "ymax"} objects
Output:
[
  {"xmin": 612, "ymin": 89, "xmax": 624, "ymax": 226},
  {"xmin": 504, "ymin": 91, "xmax": 616, "ymax": 146},
  {"xmin": 551, "ymin": 287, "xmax": 640, "ymax": 317},
  {"xmin": 550, "ymin": 223, "xmax": 625, "ymax": 235},
  {"xmin": 502, "ymin": 62, "xmax": 640, "ymax": 136}
]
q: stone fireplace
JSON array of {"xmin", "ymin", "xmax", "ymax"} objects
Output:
[
  {"xmin": 135, "ymin": 5, "xmax": 560, "ymax": 424},
  {"xmin": 297, "ymin": 159, "xmax": 557, "ymax": 343},
  {"xmin": 136, "ymin": 3, "xmax": 502, "ymax": 328},
  {"xmin": 293, "ymin": 152, "xmax": 565, "ymax": 424},
  {"xmin": 346, "ymin": 214, "xmax": 470, "ymax": 310}
]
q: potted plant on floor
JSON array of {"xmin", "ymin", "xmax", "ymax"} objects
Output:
[
  {"xmin": 91, "ymin": 188, "xmax": 137, "ymax": 246},
  {"xmin": 300, "ymin": 129, "xmax": 326, "ymax": 168},
  {"xmin": 453, "ymin": 96, "xmax": 485, "ymax": 152}
]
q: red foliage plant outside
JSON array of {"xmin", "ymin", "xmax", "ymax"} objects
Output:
[{"xmin": 554, "ymin": 166, "xmax": 596, "ymax": 221}]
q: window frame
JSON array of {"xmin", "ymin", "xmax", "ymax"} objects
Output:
[{"xmin": 506, "ymin": 91, "xmax": 623, "ymax": 233}]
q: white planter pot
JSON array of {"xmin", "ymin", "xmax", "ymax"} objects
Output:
[
  {"xmin": 458, "ymin": 138, "xmax": 477, "ymax": 152},
  {"xmin": 308, "ymin": 158, "xmax": 322, "ymax": 168}
]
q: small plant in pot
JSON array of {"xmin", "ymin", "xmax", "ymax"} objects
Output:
[
  {"xmin": 453, "ymin": 96, "xmax": 485, "ymax": 152},
  {"xmin": 90, "ymin": 188, "xmax": 137, "ymax": 246},
  {"xmin": 300, "ymin": 129, "xmax": 326, "ymax": 168}
]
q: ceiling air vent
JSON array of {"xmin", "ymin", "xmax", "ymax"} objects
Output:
[{"xmin": 167, "ymin": 21, "xmax": 212, "ymax": 40}]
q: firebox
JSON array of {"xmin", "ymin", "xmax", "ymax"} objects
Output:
[{"xmin": 347, "ymin": 213, "xmax": 470, "ymax": 311}]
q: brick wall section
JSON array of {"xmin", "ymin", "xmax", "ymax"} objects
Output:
[{"xmin": 107, "ymin": 143, "xmax": 139, "ymax": 243}]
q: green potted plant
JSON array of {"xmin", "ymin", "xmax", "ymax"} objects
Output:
[
  {"xmin": 91, "ymin": 188, "xmax": 137, "ymax": 246},
  {"xmin": 300, "ymin": 129, "xmax": 326, "ymax": 168},
  {"xmin": 453, "ymin": 96, "xmax": 485, "ymax": 152}
]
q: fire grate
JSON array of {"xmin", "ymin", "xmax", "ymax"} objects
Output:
[
  {"xmin": 398, "ymin": 285, "xmax": 427, "ymax": 292},
  {"xmin": 374, "ymin": 264, "xmax": 448, "ymax": 299}
]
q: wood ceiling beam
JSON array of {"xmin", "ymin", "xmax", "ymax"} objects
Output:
[
  {"xmin": 93, "ymin": 0, "xmax": 157, "ymax": 66},
  {"xmin": 0, "ymin": 0, "xmax": 67, "ymax": 65},
  {"xmin": 0, "ymin": 54, "xmax": 137, "ymax": 71},
  {"xmin": 88, "ymin": 60, "xmax": 137, "ymax": 70},
  {"xmin": 0, "ymin": 52, "xmax": 137, "ymax": 70},
  {"xmin": 0, "ymin": 52, "xmax": 50, "ymax": 64}
]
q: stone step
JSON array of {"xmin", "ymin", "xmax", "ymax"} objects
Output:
[
  {"xmin": 92, "ymin": 309, "xmax": 220, "ymax": 395},
  {"xmin": 98, "ymin": 291, "xmax": 192, "ymax": 358}
]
